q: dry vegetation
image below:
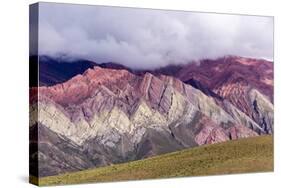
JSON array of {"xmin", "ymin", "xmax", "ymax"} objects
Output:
[{"xmin": 32, "ymin": 135, "xmax": 273, "ymax": 186}]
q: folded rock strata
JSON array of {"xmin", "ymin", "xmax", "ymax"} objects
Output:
[{"xmin": 29, "ymin": 56, "xmax": 273, "ymax": 177}]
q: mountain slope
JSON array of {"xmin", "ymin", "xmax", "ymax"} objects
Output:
[
  {"xmin": 156, "ymin": 56, "xmax": 274, "ymax": 133},
  {"xmin": 30, "ymin": 56, "xmax": 273, "ymax": 177},
  {"xmin": 165, "ymin": 56, "xmax": 273, "ymax": 101},
  {"xmin": 30, "ymin": 56, "xmax": 97, "ymax": 86},
  {"xmin": 32, "ymin": 135, "xmax": 273, "ymax": 186}
]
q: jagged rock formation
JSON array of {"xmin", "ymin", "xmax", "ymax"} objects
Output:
[
  {"xmin": 156, "ymin": 56, "xmax": 273, "ymax": 133},
  {"xmin": 30, "ymin": 56, "xmax": 273, "ymax": 177}
]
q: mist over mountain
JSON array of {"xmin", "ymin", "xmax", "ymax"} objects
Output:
[{"xmin": 35, "ymin": 3, "xmax": 273, "ymax": 69}]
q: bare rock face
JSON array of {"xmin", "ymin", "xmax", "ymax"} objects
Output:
[
  {"xmin": 228, "ymin": 125, "xmax": 258, "ymax": 140},
  {"xmin": 194, "ymin": 117, "xmax": 229, "ymax": 145},
  {"xmin": 30, "ymin": 56, "xmax": 273, "ymax": 177},
  {"xmin": 176, "ymin": 56, "xmax": 273, "ymax": 102},
  {"xmin": 38, "ymin": 66, "xmax": 137, "ymax": 106},
  {"xmin": 156, "ymin": 56, "xmax": 273, "ymax": 134}
]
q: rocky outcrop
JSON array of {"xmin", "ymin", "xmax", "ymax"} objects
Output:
[
  {"xmin": 156, "ymin": 56, "xmax": 274, "ymax": 134},
  {"xmin": 156, "ymin": 56, "xmax": 273, "ymax": 101}
]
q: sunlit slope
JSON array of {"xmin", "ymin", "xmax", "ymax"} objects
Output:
[{"xmin": 34, "ymin": 135, "xmax": 273, "ymax": 186}]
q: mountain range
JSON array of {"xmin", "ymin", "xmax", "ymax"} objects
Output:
[{"xmin": 29, "ymin": 55, "xmax": 273, "ymax": 177}]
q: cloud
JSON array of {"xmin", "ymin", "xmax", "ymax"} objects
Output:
[{"xmin": 37, "ymin": 3, "xmax": 274, "ymax": 69}]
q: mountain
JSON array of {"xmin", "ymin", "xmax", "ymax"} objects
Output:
[
  {"xmin": 156, "ymin": 56, "xmax": 273, "ymax": 101},
  {"xmin": 31, "ymin": 56, "xmax": 137, "ymax": 87},
  {"xmin": 156, "ymin": 56, "xmax": 273, "ymax": 134},
  {"xmin": 30, "ymin": 56, "xmax": 97, "ymax": 86},
  {"xmin": 30, "ymin": 56, "xmax": 273, "ymax": 177}
]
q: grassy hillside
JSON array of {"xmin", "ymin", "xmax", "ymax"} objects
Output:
[{"xmin": 32, "ymin": 135, "xmax": 273, "ymax": 186}]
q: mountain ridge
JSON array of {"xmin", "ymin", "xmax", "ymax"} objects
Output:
[{"xmin": 30, "ymin": 55, "xmax": 273, "ymax": 177}]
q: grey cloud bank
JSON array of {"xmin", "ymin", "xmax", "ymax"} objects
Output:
[{"xmin": 38, "ymin": 3, "xmax": 273, "ymax": 69}]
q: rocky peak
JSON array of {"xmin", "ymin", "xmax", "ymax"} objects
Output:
[{"xmin": 38, "ymin": 67, "xmax": 136, "ymax": 106}]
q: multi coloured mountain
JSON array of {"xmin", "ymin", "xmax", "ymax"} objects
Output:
[{"xmin": 29, "ymin": 55, "xmax": 273, "ymax": 177}]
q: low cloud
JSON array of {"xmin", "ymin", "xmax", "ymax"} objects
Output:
[{"xmin": 38, "ymin": 3, "xmax": 274, "ymax": 69}]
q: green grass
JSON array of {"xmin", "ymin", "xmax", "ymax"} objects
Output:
[{"xmin": 32, "ymin": 135, "xmax": 273, "ymax": 186}]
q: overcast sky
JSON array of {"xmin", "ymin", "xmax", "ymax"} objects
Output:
[{"xmin": 37, "ymin": 2, "xmax": 273, "ymax": 69}]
